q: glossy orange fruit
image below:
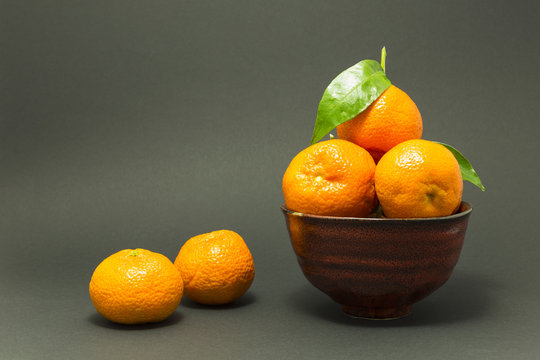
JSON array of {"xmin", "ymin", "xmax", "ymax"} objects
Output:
[
  {"xmin": 174, "ymin": 230, "xmax": 255, "ymax": 305},
  {"xmin": 375, "ymin": 139, "xmax": 463, "ymax": 218},
  {"xmin": 89, "ymin": 249, "xmax": 183, "ymax": 324},
  {"xmin": 336, "ymin": 85, "xmax": 423, "ymax": 162},
  {"xmin": 282, "ymin": 139, "xmax": 376, "ymax": 217}
]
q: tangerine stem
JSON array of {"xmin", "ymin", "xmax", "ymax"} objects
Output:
[
  {"xmin": 381, "ymin": 46, "xmax": 387, "ymax": 73},
  {"xmin": 129, "ymin": 250, "xmax": 139, "ymax": 257}
]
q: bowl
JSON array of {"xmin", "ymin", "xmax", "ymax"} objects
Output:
[{"xmin": 281, "ymin": 202, "xmax": 472, "ymax": 319}]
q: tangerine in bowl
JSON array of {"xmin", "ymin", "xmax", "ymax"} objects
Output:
[{"xmin": 281, "ymin": 202, "xmax": 472, "ymax": 319}]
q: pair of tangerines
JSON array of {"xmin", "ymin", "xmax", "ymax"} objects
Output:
[
  {"xmin": 282, "ymin": 85, "xmax": 463, "ymax": 219},
  {"xmin": 89, "ymin": 230, "xmax": 255, "ymax": 325}
]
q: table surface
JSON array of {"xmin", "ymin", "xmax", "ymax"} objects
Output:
[{"xmin": 2, "ymin": 1, "xmax": 539, "ymax": 359}]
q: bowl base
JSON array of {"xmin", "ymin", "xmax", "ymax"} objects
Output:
[{"xmin": 342, "ymin": 304, "xmax": 412, "ymax": 320}]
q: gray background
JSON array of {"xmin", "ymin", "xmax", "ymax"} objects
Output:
[{"xmin": 2, "ymin": 0, "xmax": 539, "ymax": 359}]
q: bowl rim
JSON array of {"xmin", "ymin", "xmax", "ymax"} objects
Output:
[{"xmin": 280, "ymin": 201, "xmax": 472, "ymax": 222}]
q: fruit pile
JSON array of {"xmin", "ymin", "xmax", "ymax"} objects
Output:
[
  {"xmin": 89, "ymin": 230, "xmax": 254, "ymax": 325},
  {"xmin": 87, "ymin": 48, "xmax": 484, "ymax": 326},
  {"xmin": 283, "ymin": 48, "xmax": 484, "ymax": 218}
]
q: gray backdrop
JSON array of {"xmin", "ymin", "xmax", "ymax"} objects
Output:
[{"xmin": 2, "ymin": 1, "xmax": 539, "ymax": 359}]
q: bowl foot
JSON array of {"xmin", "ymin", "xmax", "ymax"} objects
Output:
[{"xmin": 342, "ymin": 304, "xmax": 412, "ymax": 320}]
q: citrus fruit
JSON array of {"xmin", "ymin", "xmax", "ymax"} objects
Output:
[
  {"xmin": 375, "ymin": 139, "xmax": 463, "ymax": 218},
  {"xmin": 336, "ymin": 85, "xmax": 423, "ymax": 162},
  {"xmin": 174, "ymin": 230, "xmax": 255, "ymax": 305},
  {"xmin": 89, "ymin": 248, "xmax": 183, "ymax": 325},
  {"xmin": 282, "ymin": 139, "xmax": 376, "ymax": 217}
]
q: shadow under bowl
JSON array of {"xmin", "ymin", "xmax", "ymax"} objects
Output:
[{"xmin": 281, "ymin": 202, "xmax": 472, "ymax": 320}]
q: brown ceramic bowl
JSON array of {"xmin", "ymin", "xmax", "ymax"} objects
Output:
[{"xmin": 281, "ymin": 202, "xmax": 472, "ymax": 320}]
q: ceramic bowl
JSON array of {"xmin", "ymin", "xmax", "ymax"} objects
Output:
[{"xmin": 281, "ymin": 202, "xmax": 472, "ymax": 319}]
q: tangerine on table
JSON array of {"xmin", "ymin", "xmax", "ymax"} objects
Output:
[
  {"xmin": 282, "ymin": 139, "xmax": 376, "ymax": 217},
  {"xmin": 336, "ymin": 85, "xmax": 423, "ymax": 163},
  {"xmin": 89, "ymin": 249, "xmax": 183, "ymax": 325},
  {"xmin": 174, "ymin": 230, "xmax": 255, "ymax": 305},
  {"xmin": 375, "ymin": 139, "xmax": 463, "ymax": 218}
]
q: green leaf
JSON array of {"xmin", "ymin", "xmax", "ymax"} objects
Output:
[
  {"xmin": 435, "ymin": 142, "xmax": 486, "ymax": 191},
  {"xmin": 310, "ymin": 59, "xmax": 391, "ymax": 144}
]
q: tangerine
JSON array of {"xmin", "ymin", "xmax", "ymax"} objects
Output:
[
  {"xmin": 336, "ymin": 85, "xmax": 423, "ymax": 162},
  {"xmin": 375, "ymin": 139, "xmax": 463, "ymax": 218},
  {"xmin": 282, "ymin": 139, "xmax": 376, "ymax": 217},
  {"xmin": 89, "ymin": 249, "xmax": 183, "ymax": 325},
  {"xmin": 174, "ymin": 230, "xmax": 255, "ymax": 305}
]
